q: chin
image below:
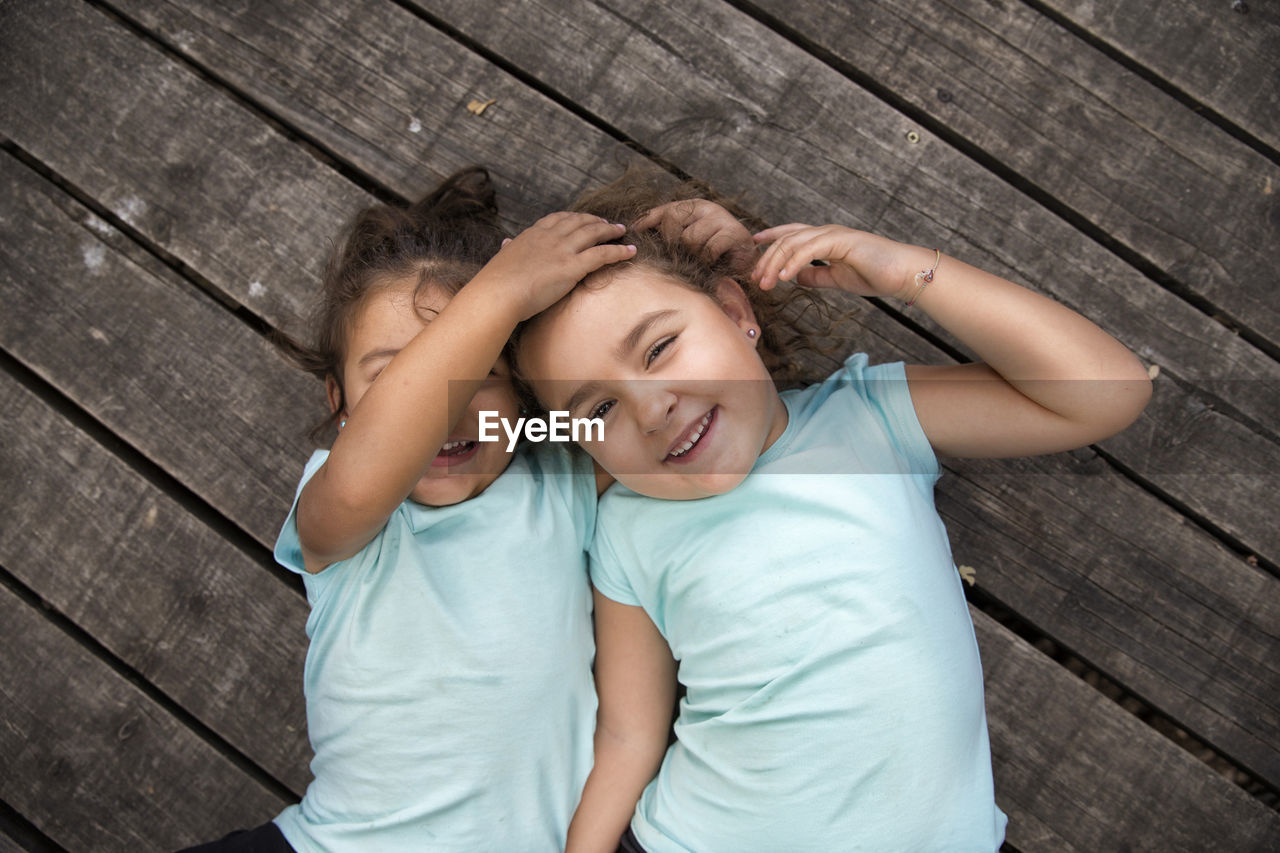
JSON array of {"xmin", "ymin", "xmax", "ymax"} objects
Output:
[
  {"xmin": 408, "ymin": 475, "xmax": 489, "ymax": 507},
  {"xmin": 621, "ymin": 470, "xmax": 749, "ymax": 502}
]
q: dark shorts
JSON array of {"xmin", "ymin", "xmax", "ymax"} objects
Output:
[
  {"xmin": 617, "ymin": 826, "xmax": 648, "ymax": 853},
  {"xmin": 175, "ymin": 821, "xmax": 294, "ymax": 853}
]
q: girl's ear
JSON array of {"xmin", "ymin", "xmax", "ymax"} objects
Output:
[
  {"xmin": 324, "ymin": 375, "xmax": 346, "ymax": 418},
  {"xmin": 713, "ymin": 277, "xmax": 759, "ymax": 331}
]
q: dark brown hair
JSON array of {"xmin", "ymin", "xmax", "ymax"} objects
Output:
[
  {"xmin": 513, "ymin": 165, "xmax": 828, "ymax": 405},
  {"xmin": 280, "ymin": 167, "xmax": 507, "ymax": 440}
]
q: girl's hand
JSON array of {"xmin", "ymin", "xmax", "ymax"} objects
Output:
[
  {"xmin": 634, "ymin": 199, "xmax": 756, "ymax": 268},
  {"xmin": 752, "ymin": 223, "xmax": 922, "ymax": 301},
  {"xmin": 477, "ymin": 212, "xmax": 635, "ymax": 320}
]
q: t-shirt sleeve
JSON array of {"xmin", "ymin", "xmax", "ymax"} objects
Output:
[
  {"xmin": 849, "ymin": 355, "xmax": 940, "ymax": 483},
  {"xmin": 273, "ymin": 449, "xmax": 330, "ymax": 575},
  {"xmin": 587, "ymin": 501, "xmax": 643, "ymax": 607}
]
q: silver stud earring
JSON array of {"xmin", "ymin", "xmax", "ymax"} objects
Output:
[
  {"xmin": 339, "ymin": 419, "xmax": 347, "ymax": 429},
  {"xmin": 747, "ymin": 328, "xmax": 758, "ymax": 339}
]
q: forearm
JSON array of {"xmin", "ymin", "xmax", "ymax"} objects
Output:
[
  {"xmin": 300, "ymin": 277, "xmax": 519, "ymax": 562},
  {"xmin": 566, "ymin": 728, "xmax": 666, "ymax": 853},
  {"xmin": 904, "ymin": 248, "xmax": 1151, "ymax": 427}
]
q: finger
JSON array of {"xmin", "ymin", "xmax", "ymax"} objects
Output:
[
  {"xmin": 752, "ymin": 238, "xmax": 803, "ymax": 288},
  {"xmin": 753, "ymin": 222, "xmax": 812, "ymax": 244},
  {"xmin": 564, "ymin": 218, "xmax": 628, "ymax": 247},
  {"xmin": 576, "ymin": 242, "xmax": 637, "ymax": 271},
  {"xmin": 680, "ymin": 216, "xmax": 725, "ymax": 255},
  {"xmin": 703, "ymin": 229, "xmax": 753, "ymax": 264},
  {"xmin": 794, "ymin": 265, "xmax": 839, "ymax": 289},
  {"xmin": 634, "ymin": 201, "xmax": 692, "ymax": 233},
  {"xmin": 661, "ymin": 201, "xmax": 706, "ymax": 245}
]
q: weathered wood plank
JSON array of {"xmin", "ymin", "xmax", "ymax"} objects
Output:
[
  {"xmin": 940, "ymin": 446, "xmax": 1280, "ymax": 790},
  {"xmin": 744, "ymin": 0, "xmax": 1280, "ymax": 347},
  {"xmin": 407, "ymin": 0, "xmax": 1280, "ymax": 555},
  {"xmin": 105, "ymin": 0, "xmax": 642, "ymax": 232},
  {"xmin": 0, "ymin": 369, "xmax": 312, "ymax": 791},
  {"xmin": 35, "ymin": 0, "xmax": 1280, "ymax": 565},
  {"xmin": 5, "ymin": 0, "xmax": 1278, "ymax": 799},
  {"xmin": 0, "ymin": 151, "xmax": 320, "ymax": 549},
  {"xmin": 0, "ymin": 0, "xmax": 370, "ymax": 331},
  {"xmin": 0, "ymin": 584, "xmax": 290, "ymax": 852},
  {"xmin": 974, "ymin": 607, "xmax": 1280, "ymax": 852},
  {"xmin": 1040, "ymin": 0, "xmax": 1280, "ymax": 152}
]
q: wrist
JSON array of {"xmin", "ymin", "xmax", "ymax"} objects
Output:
[
  {"xmin": 459, "ymin": 268, "xmax": 528, "ymax": 326},
  {"xmin": 898, "ymin": 247, "xmax": 942, "ymax": 305}
]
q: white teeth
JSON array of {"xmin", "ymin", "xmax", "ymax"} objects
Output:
[
  {"xmin": 670, "ymin": 412, "xmax": 712, "ymax": 458},
  {"xmin": 440, "ymin": 440, "xmax": 471, "ymax": 451}
]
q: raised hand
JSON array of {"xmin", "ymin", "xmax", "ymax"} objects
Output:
[
  {"xmin": 477, "ymin": 213, "xmax": 635, "ymax": 320},
  {"xmin": 634, "ymin": 199, "xmax": 756, "ymax": 269},
  {"xmin": 751, "ymin": 223, "xmax": 925, "ymax": 301}
]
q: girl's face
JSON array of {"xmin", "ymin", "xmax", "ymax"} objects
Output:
[
  {"xmin": 520, "ymin": 267, "xmax": 787, "ymax": 500},
  {"xmin": 333, "ymin": 277, "xmax": 520, "ymax": 507}
]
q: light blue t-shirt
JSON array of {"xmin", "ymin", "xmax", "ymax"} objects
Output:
[
  {"xmin": 273, "ymin": 444, "xmax": 598, "ymax": 852},
  {"xmin": 590, "ymin": 354, "xmax": 1007, "ymax": 852}
]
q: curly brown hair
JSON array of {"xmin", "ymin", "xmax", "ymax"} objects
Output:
[
  {"xmin": 277, "ymin": 167, "xmax": 507, "ymax": 440},
  {"xmin": 511, "ymin": 166, "xmax": 832, "ymax": 409}
]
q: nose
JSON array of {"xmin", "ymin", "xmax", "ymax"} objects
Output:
[{"xmin": 635, "ymin": 385, "xmax": 677, "ymax": 435}]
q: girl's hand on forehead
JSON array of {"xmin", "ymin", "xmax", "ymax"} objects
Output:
[
  {"xmin": 751, "ymin": 224, "xmax": 914, "ymax": 301},
  {"xmin": 478, "ymin": 212, "xmax": 635, "ymax": 320},
  {"xmin": 634, "ymin": 199, "xmax": 756, "ymax": 269}
]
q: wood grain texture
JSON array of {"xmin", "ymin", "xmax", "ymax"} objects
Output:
[
  {"xmin": 0, "ymin": 0, "xmax": 370, "ymax": 331},
  {"xmin": 0, "ymin": 370, "xmax": 312, "ymax": 791},
  {"xmin": 0, "ymin": 584, "xmax": 290, "ymax": 852},
  {"xmin": 1041, "ymin": 0, "xmax": 1280, "ymax": 152},
  {"xmin": 973, "ymin": 607, "xmax": 1280, "ymax": 852},
  {"xmin": 0, "ymin": 151, "xmax": 320, "ymax": 549},
  {"xmin": 105, "ymin": 0, "xmax": 645, "ymax": 228},
  {"xmin": 408, "ymin": 0, "xmax": 1280, "ymax": 557},
  {"xmin": 744, "ymin": 0, "xmax": 1280, "ymax": 347},
  {"xmin": 939, "ymin": 447, "xmax": 1280, "ymax": 789}
]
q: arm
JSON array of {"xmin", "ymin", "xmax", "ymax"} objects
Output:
[
  {"xmin": 297, "ymin": 215, "xmax": 633, "ymax": 571},
  {"xmin": 752, "ymin": 225, "xmax": 1152, "ymax": 458},
  {"xmin": 566, "ymin": 590, "xmax": 676, "ymax": 853}
]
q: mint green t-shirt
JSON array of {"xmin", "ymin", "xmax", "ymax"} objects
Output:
[
  {"xmin": 590, "ymin": 355, "xmax": 1007, "ymax": 852},
  {"xmin": 273, "ymin": 444, "xmax": 597, "ymax": 852}
]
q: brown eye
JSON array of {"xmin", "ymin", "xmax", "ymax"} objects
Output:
[
  {"xmin": 645, "ymin": 336, "xmax": 676, "ymax": 367},
  {"xmin": 588, "ymin": 399, "xmax": 617, "ymax": 420}
]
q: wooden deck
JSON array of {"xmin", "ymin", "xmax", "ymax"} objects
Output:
[{"xmin": 1, "ymin": 0, "xmax": 1277, "ymax": 850}]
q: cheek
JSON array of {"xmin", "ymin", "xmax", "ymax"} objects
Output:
[{"xmin": 471, "ymin": 383, "xmax": 519, "ymax": 417}]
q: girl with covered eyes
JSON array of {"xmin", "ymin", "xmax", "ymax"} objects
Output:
[
  {"xmin": 181, "ymin": 169, "xmax": 632, "ymax": 853},
  {"xmin": 513, "ymin": 169, "xmax": 1152, "ymax": 853}
]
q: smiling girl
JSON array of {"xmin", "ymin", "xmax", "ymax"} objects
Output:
[{"xmin": 515, "ymin": 171, "xmax": 1152, "ymax": 853}]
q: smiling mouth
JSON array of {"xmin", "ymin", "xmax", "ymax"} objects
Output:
[
  {"xmin": 666, "ymin": 407, "xmax": 716, "ymax": 463},
  {"xmin": 431, "ymin": 439, "xmax": 479, "ymax": 466}
]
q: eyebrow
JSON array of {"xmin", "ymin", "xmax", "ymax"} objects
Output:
[
  {"xmin": 564, "ymin": 380, "xmax": 604, "ymax": 417},
  {"xmin": 357, "ymin": 348, "xmax": 400, "ymax": 368},
  {"xmin": 616, "ymin": 310, "xmax": 677, "ymax": 361}
]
